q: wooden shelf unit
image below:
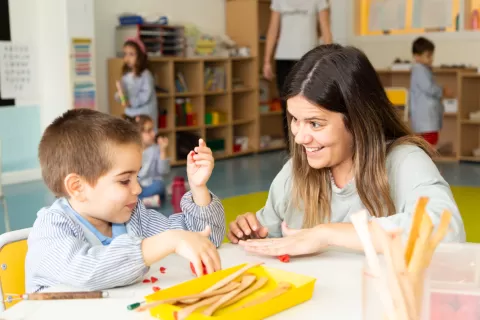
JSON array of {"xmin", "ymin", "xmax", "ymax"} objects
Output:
[
  {"xmin": 459, "ymin": 73, "xmax": 480, "ymax": 162},
  {"xmin": 108, "ymin": 56, "xmax": 259, "ymax": 166},
  {"xmin": 377, "ymin": 68, "xmax": 476, "ymax": 163},
  {"xmin": 226, "ymin": 0, "xmax": 286, "ymax": 153}
]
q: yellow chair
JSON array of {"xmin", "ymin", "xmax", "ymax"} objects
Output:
[{"xmin": 0, "ymin": 228, "xmax": 30, "ymax": 312}]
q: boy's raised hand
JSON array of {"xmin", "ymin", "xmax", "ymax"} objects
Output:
[{"xmin": 187, "ymin": 139, "xmax": 214, "ymax": 187}]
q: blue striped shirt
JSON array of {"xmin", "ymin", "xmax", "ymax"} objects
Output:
[{"xmin": 25, "ymin": 191, "xmax": 226, "ymax": 293}]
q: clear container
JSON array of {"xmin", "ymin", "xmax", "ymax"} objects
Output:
[
  {"xmin": 363, "ymin": 243, "xmax": 480, "ymax": 320},
  {"xmin": 362, "ymin": 257, "xmax": 430, "ymax": 320}
]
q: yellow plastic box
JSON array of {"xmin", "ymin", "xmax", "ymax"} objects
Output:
[{"xmin": 145, "ymin": 263, "xmax": 316, "ymax": 319}]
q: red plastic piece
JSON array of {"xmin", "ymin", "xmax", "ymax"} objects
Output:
[
  {"xmin": 152, "ymin": 286, "xmax": 161, "ymax": 292},
  {"xmin": 190, "ymin": 262, "xmax": 207, "ymax": 276},
  {"xmin": 160, "ymin": 267, "xmax": 166, "ymax": 274},
  {"xmin": 142, "ymin": 279, "xmax": 151, "ymax": 283},
  {"xmin": 278, "ymin": 254, "xmax": 290, "ymax": 263},
  {"xmin": 150, "ymin": 276, "xmax": 158, "ymax": 283}
]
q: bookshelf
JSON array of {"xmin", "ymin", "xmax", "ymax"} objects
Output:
[
  {"xmin": 377, "ymin": 68, "xmax": 476, "ymax": 163},
  {"xmin": 108, "ymin": 56, "xmax": 259, "ymax": 166},
  {"xmin": 458, "ymin": 73, "xmax": 480, "ymax": 162},
  {"xmin": 226, "ymin": 0, "xmax": 287, "ymax": 152}
]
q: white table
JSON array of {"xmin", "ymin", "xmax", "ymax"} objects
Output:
[{"xmin": 1, "ymin": 244, "xmax": 366, "ymax": 320}]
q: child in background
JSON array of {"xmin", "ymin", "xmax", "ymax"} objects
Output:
[
  {"xmin": 116, "ymin": 38, "xmax": 158, "ymax": 130},
  {"xmin": 409, "ymin": 37, "xmax": 452, "ymax": 147},
  {"xmin": 135, "ymin": 115, "xmax": 170, "ymax": 207},
  {"xmin": 25, "ymin": 109, "xmax": 225, "ymax": 293}
]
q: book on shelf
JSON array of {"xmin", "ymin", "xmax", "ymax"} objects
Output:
[
  {"xmin": 175, "ymin": 72, "xmax": 189, "ymax": 92},
  {"xmin": 204, "ymin": 66, "xmax": 226, "ymax": 91}
]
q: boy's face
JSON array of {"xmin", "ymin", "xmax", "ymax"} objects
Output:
[
  {"xmin": 414, "ymin": 51, "xmax": 434, "ymax": 66},
  {"xmin": 81, "ymin": 143, "xmax": 142, "ymax": 225}
]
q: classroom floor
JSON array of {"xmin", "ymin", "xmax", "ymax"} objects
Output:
[{"xmin": 1, "ymin": 150, "xmax": 480, "ymax": 235}]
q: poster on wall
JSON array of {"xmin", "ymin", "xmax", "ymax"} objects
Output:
[
  {"xmin": 0, "ymin": 0, "xmax": 14, "ymax": 106},
  {"xmin": 70, "ymin": 37, "xmax": 96, "ymax": 110},
  {"xmin": 412, "ymin": 0, "xmax": 453, "ymax": 29},
  {"xmin": 368, "ymin": 0, "xmax": 406, "ymax": 32},
  {"xmin": 0, "ymin": 41, "xmax": 37, "ymax": 99},
  {"xmin": 73, "ymin": 80, "xmax": 96, "ymax": 109}
]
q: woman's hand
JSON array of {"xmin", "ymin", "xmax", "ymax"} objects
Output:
[
  {"xmin": 187, "ymin": 139, "xmax": 214, "ymax": 188},
  {"xmin": 238, "ymin": 222, "xmax": 329, "ymax": 256},
  {"xmin": 157, "ymin": 136, "xmax": 169, "ymax": 150},
  {"xmin": 263, "ymin": 62, "xmax": 274, "ymax": 81},
  {"xmin": 227, "ymin": 212, "xmax": 269, "ymax": 244}
]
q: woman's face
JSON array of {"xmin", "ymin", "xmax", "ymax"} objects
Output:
[{"xmin": 288, "ymin": 95, "xmax": 354, "ymax": 169}]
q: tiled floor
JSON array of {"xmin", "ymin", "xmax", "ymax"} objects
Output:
[{"xmin": 1, "ymin": 150, "xmax": 480, "ymax": 233}]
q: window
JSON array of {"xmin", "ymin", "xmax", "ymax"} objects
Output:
[{"xmin": 356, "ymin": 0, "xmax": 461, "ymax": 36}]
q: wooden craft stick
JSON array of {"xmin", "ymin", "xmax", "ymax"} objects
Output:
[
  {"xmin": 202, "ymin": 275, "xmax": 257, "ymax": 316},
  {"xmin": 371, "ymin": 222, "xmax": 409, "ymax": 320},
  {"xmin": 390, "ymin": 233, "xmax": 417, "ymax": 320},
  {"xmin": 182, "ymin": 262, "xmax": 263, "ymax": 304},
  {"xmin": 176, "ymin": 295, "xmax": 223, "ymax": 320},
  {"xmin": 178, "ymin": 281, "xmax": 240, "ymax": 304},
  {"xmin": 407, "ymin": 213, "xmax": 434, "ymax": 313},
  {"xmin": 220, "ymin": 277, "xmax": 269, "ymax": 308},
  {"xmin": 423, "ymin": 210, "xmax": 452, "ymax": 268},
  {"xmin": 232, "ymin": 282, "xmax": 292, "ymax": 311},
  {"xmin": 405, "ymin": 197, "xmax": 429, "ymax": 266},
  {"xmin": 351, "ymin": 210, "xmax": 396, "ymax": 320},
  {"xmin": 21, "ymin": 291, "xmax": 108, "ymax": 300},
  {"xmin": 204, "ymin": 262, "xmax": 263, "ymax": 293},
  {"xmin": 135, "ymin": 282, "xmax": 240, "ymax": 312}
]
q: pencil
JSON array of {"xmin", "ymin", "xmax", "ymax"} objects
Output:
[{"xmin": 21, "ymin": 291, "xmax": 109, "ymax": 300}]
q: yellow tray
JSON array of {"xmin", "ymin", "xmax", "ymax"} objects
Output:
[{"xmin": 145, "ymin": 263, "xmax": 316, "ymax": 319}]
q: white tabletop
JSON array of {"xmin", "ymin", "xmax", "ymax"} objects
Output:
[{"xmin": 1, "ymin": 244, "xmax": 366, "ymax": 320}]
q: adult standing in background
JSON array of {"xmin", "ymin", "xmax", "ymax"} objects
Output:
[{"xmin": 263, "ymin": 0, "xmax": 332, "ymax": 152}]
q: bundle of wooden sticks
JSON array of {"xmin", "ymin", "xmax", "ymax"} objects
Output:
[
  {"xmin": 352, "ymin": 197, "xmax": 452, "ymax": 320},
  {"xmin": 137, "ymin": 262, "xmax": 292, "ymax": 320}
]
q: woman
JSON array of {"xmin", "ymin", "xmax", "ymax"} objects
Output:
[
  {"xmin": 228, "ymin": 44, "xmax": 465, "ymax": 256},
  {"xmin": 263, "ymin": 0, "xmax": 332, "ymax": 151}
]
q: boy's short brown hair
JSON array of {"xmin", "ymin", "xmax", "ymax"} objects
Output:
[{"xmin": 39, "ymin": 109, "xmax": 142, "ymax": 197}]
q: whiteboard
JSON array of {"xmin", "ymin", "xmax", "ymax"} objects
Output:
[
  {"xmin": 368, "ymin": 0, "xmax": 407, "ymax": 31},
  {"xmin": 412, "ymin": 0, "xmax": 453, "ymax": 29}
]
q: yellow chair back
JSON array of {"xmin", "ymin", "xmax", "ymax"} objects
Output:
[{"xmin": 0, "ymin": 228, "xmax": 30, "ymax": 311}]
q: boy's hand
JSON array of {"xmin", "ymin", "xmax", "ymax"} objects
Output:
[
  {"xmin": 187, "ymin": 139, "xmax": 214, "ymax": 188},
  {"xmin": 173, "ymin": 226, "xmax": 221, "ymax": 276},
  {"xmin": 157, "ymin": 136, "xmax": 169, "ymax": 150}
]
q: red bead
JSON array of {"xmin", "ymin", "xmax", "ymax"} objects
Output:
[
  {"xmin": 142, "ymin": 279, "xmax": 151, "ymax": 283},
  {"xmin": 278, "ymin": 254, "xmax": 290, "ymax": 263},
  {"xmin": 160, "ymin": 267, "xmax": 166, "ymax": 274},
  {"xmin": 150, "ymin": 276, "xmax": 158, "ymax": 283},
  {"xmin": 190, "ymin": 262, "xmax": 207, "ymax": 276},
  {"xmin": 152, "ymin": 286, "xmax": 161, "ymax": 292}
]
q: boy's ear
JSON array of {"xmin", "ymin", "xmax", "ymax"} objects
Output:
[{"xmin": 64, "ymin": 173, "xmax": 87, "ymax": 201}]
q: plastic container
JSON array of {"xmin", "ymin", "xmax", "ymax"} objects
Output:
[
  {"xmin": 171, "ymin": 176, "xmax": 186, "ymax": 214},
  {"xmin": 363, "ymin": 243, "xmax": 480, "ymax": 320},
  {"xmin": 362, "ymin": 258, "xmax": 429, "ymax": 320}
]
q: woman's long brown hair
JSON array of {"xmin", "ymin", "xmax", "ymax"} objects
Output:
[{"xmin": 283, "ymin": 45, "xmax": 434, "ymax": 228}]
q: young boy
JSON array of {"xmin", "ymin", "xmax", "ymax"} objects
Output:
[
  {"xmin": 25, "ymin": 109, "xmax": 226, "ymax": 293},
  {"xmin": 409, "ymin": 37, "xmax": 451, "ymax": 147}
]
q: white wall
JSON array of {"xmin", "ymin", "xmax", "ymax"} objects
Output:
[{"xmin": 94, "ymin": 0, "xmax": 226, "ymax": 113}]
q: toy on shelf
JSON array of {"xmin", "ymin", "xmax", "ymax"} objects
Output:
[
  {"xmin": 205, "ymin": 110, "xmax": 226, "ymax": 125},
  {"xmin": 175, "ymin": 98, "xmax": 197, "ymax": 127}
]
